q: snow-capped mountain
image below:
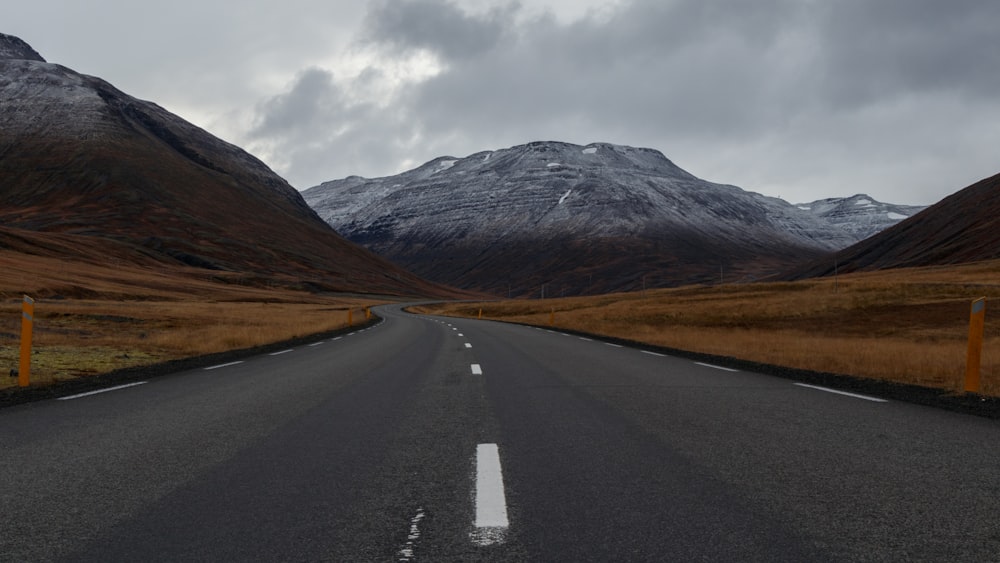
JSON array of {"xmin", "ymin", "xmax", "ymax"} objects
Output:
[
  {"xmin": 0, "ymin": 32, "xmax": 449, "ymax": 297},
  {"xmin": 789, "ymin": 172, "xmax": 1000, "ymax": 279},
  {"xmin": 795, "ymin": 195, "xmax": 926, "ymax": 241},
  {"xmin": 305, "ymin": 141, "xmax": 869, "ymax": 295}
]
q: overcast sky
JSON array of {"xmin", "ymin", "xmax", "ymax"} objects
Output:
[{"xmin": 7, "ymin": 0, "xmax": 1000, "ymax": 204}]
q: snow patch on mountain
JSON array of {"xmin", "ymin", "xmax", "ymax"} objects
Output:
[{"xmin": 795, "ymin": 194, "xmax": 926, "ymax": 241}]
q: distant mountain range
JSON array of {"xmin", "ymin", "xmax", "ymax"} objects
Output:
[
  {"xmin": 795, "ymin": 195, "xmax": 926, "ymax": 241},
  {"xmin": 789, "ymin": 172, "xmax": 1000, "ymax": 278},
  {"xmin": 305, "ymin": 141, "xmax": 923, "ymax": 295},
  {"xmin": 0, "ymin": 33, "xmax": 449, "ymax": 297}
]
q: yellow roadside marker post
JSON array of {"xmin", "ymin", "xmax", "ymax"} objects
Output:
[
  {"xmin": 965, "ymin": 297, "xmax": 986, "ymax": 393},
  {"xmin": 478, "ymin": 308, "xmax": 483, "ymax": 320},
  {"xmin": 19, "ymin": 295, "xmax": 34, "ymax": 387}
]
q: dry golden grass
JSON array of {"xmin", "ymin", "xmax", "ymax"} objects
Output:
[
  {"xmin": 0, "ymin": 251, "xmax": 389, "ymax": 389},
  {"xmin": 415, "ymin": 260, "xmax": 1000, "ymax": 396}
]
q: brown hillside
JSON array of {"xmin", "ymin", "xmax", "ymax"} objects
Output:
[{"xmin": 0, "ymin": 35, "xmax": 454, "ymax": 298}]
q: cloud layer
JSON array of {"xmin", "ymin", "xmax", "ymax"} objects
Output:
[{"xmin": 8, "ymin": 0, "xmax": 1000, "ymax": 204}]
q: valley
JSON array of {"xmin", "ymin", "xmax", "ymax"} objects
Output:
[{"xmin": 415, "ymin": 259, "xmax": 1000, "ymax": 398}]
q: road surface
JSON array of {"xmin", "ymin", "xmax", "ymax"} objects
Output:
[{"xmin": 2, "ymin": 304, "xmax": 999, "ymax": 561}]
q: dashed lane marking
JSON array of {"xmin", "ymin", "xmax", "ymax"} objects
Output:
[
  {"xmin": 471, "ymin": 443, "xmax": 509, "ymax": 546},
  {"xmin": 794, "ymin": 383, "xmax": 888, "ymax": 403},
  {"xmin": 204, "ymin": 361, "xmax": 244, "ymax": 371},
  {"xmin": 471, "ymin": 364, "xmax": 483, "ymax": 375},
  {"xmin": 695, "ymin": 362, "xmax": 739, "ymax": 372},
  {"xmin": 269, "ymin": 349, "xmax": 294, "ymax": 356},
  {"xmin": 58, "ymin": 382, "xmax": 147, "ymax": 401}
]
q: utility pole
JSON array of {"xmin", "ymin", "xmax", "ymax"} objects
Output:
[{"xmin": 834, "ymin": 255, "xmax": 839, "ymax": 293}]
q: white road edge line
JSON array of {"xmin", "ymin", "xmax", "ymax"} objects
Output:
[
  {"xmin": 58, "ymin": 381, "xmax": 147, "ymax": 401},
  {"xmin": 471, "ymin": 364, "xmax": 483, "ymax": 375},
  {"xmin": 695, "ymin": 362, "xmax": 739, "ymax": 372},
  {"xmin": 794, "ymin": 383, "xmax": 888, "ymax": 403},
  {"xmin": 605, "ymin": 343, "xmax": 623, "ymax": 348},
  {"xmin": 579, "ymin": 337, "xmax": 592, "ymax": 342},
  {"xmin": 471, "ymin": 443, "xmax": 509, "ymax": 546},
  {"xmin": 641, "ymin": 350, "xmax": 666, "ymax": 357},
  {"xmin": 269, "ymin": 349, "xmax": 294, "ymax": 356},
  {"xmin": 308, "ymin": 341, "xmax": 325, "ymax": 347},
  {"xmin": 204, "ymin": 361, "xmax": 244, "ymax": 371}
]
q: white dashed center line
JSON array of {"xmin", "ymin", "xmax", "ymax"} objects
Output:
[
  {"xmin": 471, "ymin": 364, "xmax": 483, "ymax": 375},
  {"xmin": 465, "ymin": 343, "xmax": 473, "ymax": 348},
  {"xmin": 471, "ymin": 443, "xmax": 509, "ymax": 546}
]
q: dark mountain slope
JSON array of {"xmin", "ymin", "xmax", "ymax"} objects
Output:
[{"xmin": 0, "ymin": 33, "xmax": 449, "ymax": 297}]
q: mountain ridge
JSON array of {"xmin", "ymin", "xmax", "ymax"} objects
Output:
[
  {"xmin": 796, "ymin": 194, "xmax": 926, "ymax": 242},
  {"xmin": 0, "ymin": 32, "xmax": 452, "ymax": 297},
  {"xmin": 305, "ymin": 141, "xmax": 886, "ymax": 295}
]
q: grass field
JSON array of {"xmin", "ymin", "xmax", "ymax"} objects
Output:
[
  {"xmin": 5, "ymin": 247, "xmax": 998, "ymax": 397},
  {"xmin": 414, "ymin": 260, "xmax": 1000, "ymax": 396},
  {"xmin": 0, "ymin": 251, "xmax": 388, "ymax": 389}
]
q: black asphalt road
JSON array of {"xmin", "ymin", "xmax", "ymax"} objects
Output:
[{"xmin": 2, "ymin": 305, "xmax": 999, "ymax": 561}]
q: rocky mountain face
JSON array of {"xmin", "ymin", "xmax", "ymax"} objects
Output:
[
  {"xmin": 788, "ymin": 172, "xmax": 1000, "ymax": 279},
  {"xmin": 796, "ymin": 194, "xmax": 926, "ymax": 241},
  {"xmin": 0, "ymin": 33, "xmax": 44, "ymax": 62},
  {"xmin": 305, "ymin": 141, "xmax": 882, "ymax": 295},
  {"xmin": 0, "ymin": 33, "xmax": 449, "ymax": 297}
]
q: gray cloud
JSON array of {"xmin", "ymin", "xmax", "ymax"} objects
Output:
[
  {"xmin": 362, "ymin": 0, "xmax": 517, "ymax": 60},
  {"xmin": 815, "ymin": 0, "xmax": 1000, "ymax": 107},
  {"xmin": 22, "ymin": 0, "xmax": 988, "ymax": 204},
  {"xmin": 296, "ymin": 0, "xmax": 998, "ymax": 204},
  {"xmin": 245, "ymin": 65, "xmax": 420, "ymax": 186}
]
